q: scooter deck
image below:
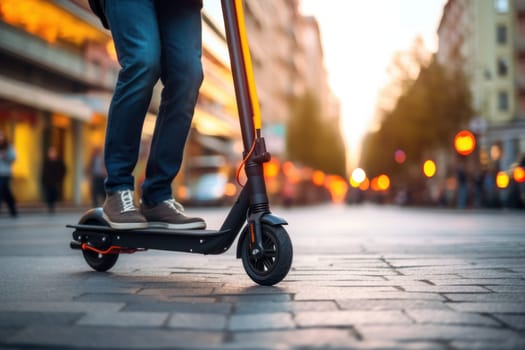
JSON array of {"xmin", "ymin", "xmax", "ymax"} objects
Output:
[
  {"xmin": 67, "ymin": 224, "xmax": 228, "ymax": 237},
  {"xmin": 69, "ymin": 224, "xmax": 235, "ymax": 254}
]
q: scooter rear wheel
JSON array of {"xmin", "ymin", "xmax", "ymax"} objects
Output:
[
  {"xmin": 82, "ymin": 248, "xmax": 119, "ymax": 272},
  {"xmin": 241, "ymin": 224, "xmax": 293, "ymax": 286},
  {"xmin": 79, "ymin": 217, "xmax": 119, "ymax": 272}
]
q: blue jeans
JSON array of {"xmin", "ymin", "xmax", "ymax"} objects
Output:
[{"xmin": 103, "ymin": 0, "xmax": 203, "ymax": 205}]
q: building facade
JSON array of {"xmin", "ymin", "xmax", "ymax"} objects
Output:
[
  {"xmin": 437, "ymin": 0, "xmax": 525, "ymax": 172},
  {"xmin": 241, "ymin": 0, "xmax": 299, "ymax": 156},
  {"xmin": 242, "ymin": 0, "xmax": 339, "ymax": 157}
]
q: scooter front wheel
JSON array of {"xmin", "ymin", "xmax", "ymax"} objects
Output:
[{"xmin": 241, "ymin": 224, "xmax": 293, "ymax": 286}]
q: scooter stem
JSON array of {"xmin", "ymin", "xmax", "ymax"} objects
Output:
[{"xmin": 221, "ymin": 0, "xmax": 269, "ymax": 211}]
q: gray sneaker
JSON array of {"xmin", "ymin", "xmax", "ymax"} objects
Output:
[
  {"xmin": 141, "ymin": 199, "xmax": 206, "ymax": 230},
  {"xmin": 102, "ymin": 190, "xmax": 148, "ymax": 230}
]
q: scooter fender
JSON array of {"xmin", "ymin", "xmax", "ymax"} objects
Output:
[
  {"xmin": 78, "ymin": 207, "xmax": 108, "ymax": 225},
  {"xmin": 236, "ymin": 213, "xmax": 287, "ymax": 258},
  {"xmin": 260, "ymin": 213, "xmax": 288, "ymax": 227}
]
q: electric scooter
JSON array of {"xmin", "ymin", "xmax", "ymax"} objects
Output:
[{"xmin": 68, "ymin": 0, "xmax": 293, "ymax": 286}]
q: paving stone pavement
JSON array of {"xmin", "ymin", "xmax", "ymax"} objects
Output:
[{"xmin": 0, "ymin": 204, "xmax": 524, "ymax": 349}]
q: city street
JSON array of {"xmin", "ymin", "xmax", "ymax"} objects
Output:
[{"xmin": 0, "ymin": 204, "xmax": 524, "ymax": 350}]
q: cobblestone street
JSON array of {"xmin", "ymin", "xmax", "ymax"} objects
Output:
[{"xmin": 0, "ymin": 204, "xmax": 524, "ymax": 349}]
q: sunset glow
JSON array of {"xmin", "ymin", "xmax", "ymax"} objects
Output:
[{"xmin": 300, "ymin": 0, "xmax": 447, "ymax": 168}]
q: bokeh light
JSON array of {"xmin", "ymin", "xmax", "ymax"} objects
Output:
[
  {"xmin": 312, "ymin": 170, "xmax": 325, "ymax": 186},
  {"xmin": 349, "ymin": 176, "xmax": 360, "ymax": 188},
  {"xmin": 513, "ymin": 166, "xmax": 525, "ymax": 183},
  {"xmin": 282, "ymin": 161, "xmax": 301, "ymax": 184},
  {"xmin": 351, "ymin": 168, "xmax": 366, "ymax": 183},
  {"xmin": 326, "ymin": 175, "xmax": 348, "ymax": 204},
  {"xmin": 359, "ymin": 177, "xmax": 370, "ymax": 191},
  {"xmin": 263, "ymin": 158, "xmax": 280, "ymax": 179},
  {"xmin": 454, "ymin": 130, "xmax": 476, "ymax": 156},
  {"xmin": 377, "ymin": 174, "xmax": 390, "ymax": 191},
  {"xmin": 496, "ymin": 171, "xmax": 510, "ymax": 189},
  {"xmin": 224, "ymin": 182, "xmax": 237, "ymax": 197},
  {"xmin": 394, "ymin": 149, "xmax": 406, "ymax": 164},
  {"xmin": 423, "ymin": 160, "xmax": 437, "ymax": 178},
  {"xmin": 282, "ymin": 161, "xmax": 294, "ymax": 176},
  {"xmin": 370, "ymin": 177, "xmax": 380, "ymax": 191}
]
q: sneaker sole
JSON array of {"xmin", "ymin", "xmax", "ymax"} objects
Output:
[
  {"xmin": 102, "ymin": 212, "xmax": 148, "ymax": 230},
  {"xmin": 147, "ymin": 221, "xmax": 207, "ymax": 230}
]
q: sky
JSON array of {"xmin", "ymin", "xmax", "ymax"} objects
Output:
[{"xmin": 300, "ymin": 0, "xmax": 448, "ymax": 168}]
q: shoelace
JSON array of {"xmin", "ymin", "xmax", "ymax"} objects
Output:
[
  {"xmin": 119, "ymin": 190, "xmax": 137, "ymax": 213},
  {"xmin": 165, "ymin": 199, "xmax": 184, "ymax": 213}
]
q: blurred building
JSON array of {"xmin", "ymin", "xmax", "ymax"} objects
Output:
[
  {"xmin": 0, "ymin": 0, "xmax": 237, "ymax": 206},
  {"xmin": 437, "ymin": 0, "xmax": 525, "ymax": 171},
  {"xmin": 0, "ymin": 0, "xmax": 117, "ymax": 204},
  {"xmin": 294, "ymin": 16, "xmax": 333, "ymax": 116},
  {"xmin": 242, "ymin": 0, "xmax": 298, "ymax": 156},
  {"xmin": 242, "ymin": 0, "xmax": 339, "ymax": 157}
]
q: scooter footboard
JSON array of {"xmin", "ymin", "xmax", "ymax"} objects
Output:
[{"xmin": 70, "ymin": 225, "xmax": 236, "ymax": 255}]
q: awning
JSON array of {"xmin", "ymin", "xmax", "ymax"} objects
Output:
[{"xmin": 0, "ymin": 75, "xmax": 93, "ymax": 120}]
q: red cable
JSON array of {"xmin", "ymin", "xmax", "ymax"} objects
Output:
[{"xmin": 236, "ymin": 138, "xmax": 256, "ymax": 187}]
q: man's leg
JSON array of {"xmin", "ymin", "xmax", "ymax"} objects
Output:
[
  {"xmin": 103, "ymin": 0, "xmax": 161, "ymax": 193},
  {"xmin": 141, "ymin": 0, "xmax": 203, "ymax": 205},
  {"xmin": 140, "ymin": 0, "xmax": 205, "ymax": 229},
  {"xmin": 102, "ymin": 0, "xmax": 161, "ymax": 229}
]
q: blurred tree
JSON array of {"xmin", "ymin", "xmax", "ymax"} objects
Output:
[
  {"xmin": 361, "ymin": 39, "xmax": 473, "ymax": 183},
  {"xmin": 286, "ymin": 90, "xmax": 346, "ymax": 176}
]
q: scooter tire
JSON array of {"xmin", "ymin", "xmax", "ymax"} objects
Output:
[
  {"xmin": 78, "ymin": 214, "xmax": 119, "ymax": 272},
  {"xmin": 241, "ymin": 224, "xmax": 293, "ymax": 286},
  {"xmin": 82, "ymin": 249, "xmax": 119, "ymax": 272}
]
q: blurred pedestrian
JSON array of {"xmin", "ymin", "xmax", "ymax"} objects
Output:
[
  {"xmin": 0, "ymin": 131, "xmax": 17, "ymax": 217},
  {"xmin": 87, "ymin": 146, "xmax": 106, "ymax": 207},
  {"xmin": 88, "ymin": 0, "xmax": 206, "ymax": 229},
  {"xmin": 473, "ymin": 168, "xmax": 486, "ymax": 208},
  {"xmin": 41, "ymin": 146, "xmax": 66, "ymax": 213},
  {"xmin": 456, "ymin": 160, "xmax": 468, "ymax": 209},
  {"xmin": 506, "ymin": 155, "xmax": 525, "ymax": 209},
  {"xmin": 483, "ymin": 166, "xmax": 499, "ymax": 208}
]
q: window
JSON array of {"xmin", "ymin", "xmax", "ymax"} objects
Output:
[
  {"xmin": 498, "ymin": 91, "xmax": 509, "ymax": 111},
  {"xmin": 497, "ymin": 58, "xmax": 509, "ymax": 76},
  {"xmin": 497, "ymin": 25, "xmax": 507, "ymax": 44},
  {"xmin": 494, "ymin": 0, "xmax": 509, "ymax": 13}
]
